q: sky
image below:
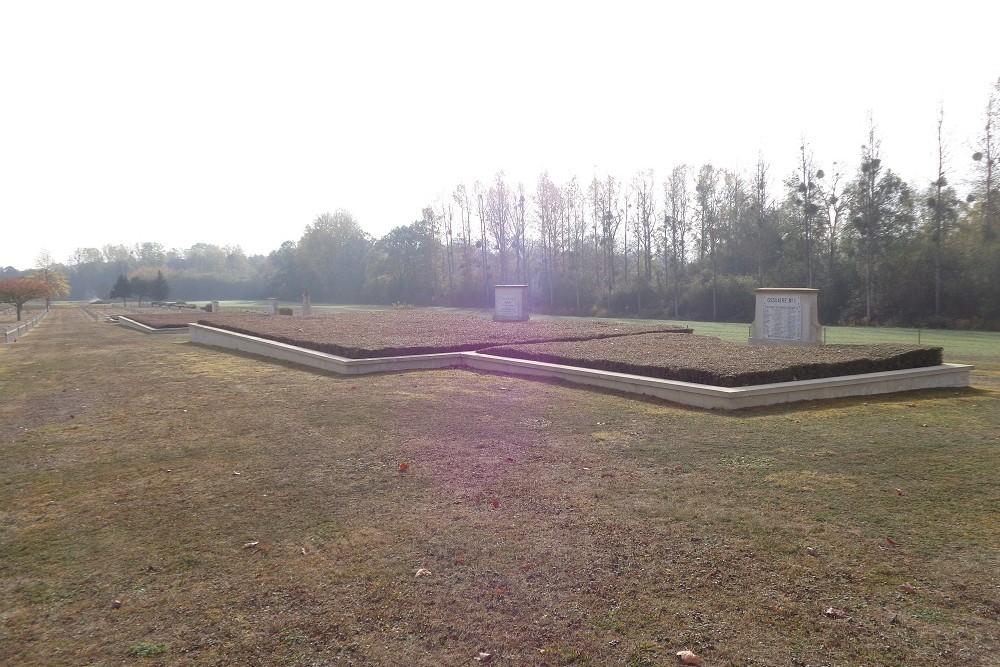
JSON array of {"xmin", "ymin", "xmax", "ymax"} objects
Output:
[{"xmin": 2, "ymin": 0, "xmax": 998, "ymax": 270}]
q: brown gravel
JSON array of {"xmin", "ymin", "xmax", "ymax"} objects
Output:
[
  {"xmin": 186, "ymin": 310, "xmax": 691, "ymax": 358},
  {"xmin": 481, "ymin": 333, "xmax": 943, "ymax": 386}
]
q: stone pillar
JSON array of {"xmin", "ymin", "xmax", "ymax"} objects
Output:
[
  {"xmin": 301, "ymin": 291, "xmax": 312, "ymax": 317},
  {"xmin": 211, "ymin": 300, "xmax": 219, "ymax": 313},
  {"xmin": 749, "ymin": 288, "xmax": 822, "ymax": 345},
  {"xmin": 267, "ymin": 298, "xmax": 279, "ymax": 316},
  {"xmin": 493, "ymin": 285, "xmax": 529, "ymax": 322}
]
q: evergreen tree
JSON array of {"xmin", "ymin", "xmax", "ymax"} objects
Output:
[
  {"xmin": 110, "ymin": 274, "xmax": 131, "ymax": 305},
  {"xmin": 150, "ymin": 271, "xmax": 170, "ymax": 301}
]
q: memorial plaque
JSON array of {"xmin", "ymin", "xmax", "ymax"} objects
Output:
[
  {"xmin": 762, "ymin": 295, "xmax": 802, "ymax": 341},
  {"xmin": 496, "ymin": 294, "xmax": 520, "ymax": 318}
]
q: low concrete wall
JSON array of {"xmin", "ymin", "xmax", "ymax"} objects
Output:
[
  {"xmin": 463, "ymin": 353, "xmax": 971, "ymax": 410},
  {"xmin": 188, "ymin": 323, "xmax": 464, "ymax": 375},
  {"xmin": 117, "ymin": 317, "xmax": 191, "ymax": 335},
  {"xmin": 186, "ymin": 323, "xmax": 973, "ymax": 410}
]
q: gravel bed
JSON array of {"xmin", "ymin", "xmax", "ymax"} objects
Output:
[
  {"xmin": 480, "ymin": 333, "xmax": 943, "ymax": 387},
  {"xmin": 193, "ymin": 310, "xmax": 691, "ymax": 358}
]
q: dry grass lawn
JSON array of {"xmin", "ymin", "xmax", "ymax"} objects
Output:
[{"xmin": 1, "ymin": 308, "xmax": 998, "ymax": 666}]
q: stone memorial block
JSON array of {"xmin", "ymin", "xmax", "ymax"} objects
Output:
[
  {"xmin": 267, "ymin": 297, "xmax": 279, "ymax": 316},
  {"xmin": 211, "ymin": 300, "xmax": 219, "ymax": 313},
  {"xmin": 749, "ymin": 288, "xmax": 821, "ymax": 345},
  {"xmin": 493, "ymin": 285, "xmax": 529, "ymax": 322},
  {"xmin": 301, "ymin": 291, "xmax": 312, "ymax": 317}
]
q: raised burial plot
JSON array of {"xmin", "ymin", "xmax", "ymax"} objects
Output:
[{"xmin": 181, "ymin": 311, "xmax": 971, "ymax": 410}]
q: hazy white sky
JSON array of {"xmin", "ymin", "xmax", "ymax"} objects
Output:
[{"xmin": 2, "ymin": 0, "xmax": 998, "ymax": 269}]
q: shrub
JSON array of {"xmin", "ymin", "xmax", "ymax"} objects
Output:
[{"xmin": 278, "ymin": 307, "xmax": 293, "ymax": 316}]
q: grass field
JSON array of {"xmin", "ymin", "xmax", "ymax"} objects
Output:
[{"xmin": 2, "ymin": 307, "xmax": 997, "ymax": 666}]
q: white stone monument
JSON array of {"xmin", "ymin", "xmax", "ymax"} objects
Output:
[
  {"xmin": 210, "ymin": 300, "xmax": 219, "ymax": 313},
  {"xmin": 493, "ymin": 285, "xmax": 529, "ymax": 322},
  {"xmin": 301, "ymin": 291, "xmax": 312, "ymax": 317},
  {"xmin": 749, "ymin": 288, "xmax": 822, "ymax": 345},
  {"xmin": 267, "ymin": 298, "xmax": 279, "ymax": 316}
]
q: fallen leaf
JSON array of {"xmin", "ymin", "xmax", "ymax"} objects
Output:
[
  {"xmin": 474, "ymin": 651, "xmax": 493, "ymax": 662},
  {"xmin": 414, "ymin": 568, "xmax": 432, "ymax": 577},
  {"xmin": 242, "ymin": 541, "xmax": 259, "ymax": 549},
  {"xmin": 901, "ymin": 582, "xmax": 916, "ymax": 594},
  {"xmin": 806, "ymin": 547, "xmax": 819, "ymax": 557},
  {"xmin": 676, "ymin": 650, "xmax": 702, "ymax": 665},
  {"xmin": 504, "ymin": 456, "xmax": 515, "ymax": 462},
  {"xmin": 886, "ymin": 537, "xmax": 900, "ymax": 547},
  {"xmin": 300, "ymin": 546, "xmax": 308, "ymax": 556},
  {"xmin": 494, "ymin": 587, "xmax": 505, "ymax": 596},
  {"xmin": 111, "ymin": 599, "xmax": 122, "ymax": 609},
  {"xmin": 398, "ymin": 462, "xmax": 410, "ymax": 473},
  {"xmin": 674, "ymin": 465, "xmax": 684, "ymax": 472},
  {"xmin": 491, "ymin": 499, "xmax": 500, "ymax": 509},
  {"xmin": 894, "ymin": 487, "xmax": 907, "ymax": 496},
  {"xmin": 824, "ymin": 607, "xmax": 847, "ymax": 619}
]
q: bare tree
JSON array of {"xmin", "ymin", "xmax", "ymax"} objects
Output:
[
  {"xmin": 453, "ymin": 184, "xmax": 474, "ymax": 298},
  {"xmin": 795, "ymin": 141, "xmax": 825, "ymax": 287},
  {"xmin": 534, "ymin": 172, "xmax": 563, "ymax": 309},
  {"xmin": 819, "ymin": 162, "xmax": 847, "ymax": 285},
  {"xmin": 486, "ymin": 172, "xmax": 512, "ymax": 283},
  {"xmin": 695, "ymin": 164, "xmax": 721, "ymax": 319},
  {"xmin": 752, "ymin": 156, "xmax": 771, "ymax": 285},
  {"xmin": 563, "ymin": 176, "xmax": 586, "ymax": 311},
  {"xmin": 663, "ymin": 165, "xmax": 690, "ymax": 318},
  {"xmin": 512, "ymin": 182, "xmax": 529, "ymax": 283},
  {"xmin": 441, "ymin": 200, "xmax": 455, "ymax": 303},
  {"xmin": 631, "ymin": 170, "xmax": 656, "ymax": 282},
  {"xmin": 928, "ymin": 105, "xmax": 958, "ymax": 316},
  {"xmin": 848, "ymin": 116, "xmax": 911, "ymax": 321},
  {"xmin": 473, "ymin": 180, "xmax": 490, "ymax": 301},
  {"xmin": 971, "ymin": 77, "xmax": 1000, "ymax": 240}
]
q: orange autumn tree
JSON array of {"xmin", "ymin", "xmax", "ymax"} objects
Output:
[{"xmin": 0, "ymin": 277, "xmax": 52, "ymax": 321}]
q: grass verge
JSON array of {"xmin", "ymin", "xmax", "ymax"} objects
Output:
[{"xmin": 0, "ymin": 308, "xmax": 997, "ymax": 665}]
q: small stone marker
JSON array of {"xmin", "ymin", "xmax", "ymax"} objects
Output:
[
  {"xmin": 749, "ymin": 288, "xmax": 821, "ymax": 345},
  {"xmin": 301, "ymin": 291, "xmax": 311, "ymax": 317},
  {"xmin": 211, "ymin": 300, "xmax": 219, "ymax": 313},
  {"xmin": 493, "ymin": 285, "xmax": 529, "ymax": 322},
  {"xmin": 267, "ymin": 298, "xmax": 278, "ymax": 316}
]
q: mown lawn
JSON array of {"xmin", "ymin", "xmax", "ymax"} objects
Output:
[{"xmin": 1, "ymin": 308, "xmax": 997, "ymax": 666}]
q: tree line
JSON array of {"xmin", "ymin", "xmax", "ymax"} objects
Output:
[
  {"xmin": 262, "ymin": 87, "xmax": 1000, "ymax": 329},
  {"xmin": 6, "ymin": 80, "xmax": 999, "ymax": 328}
]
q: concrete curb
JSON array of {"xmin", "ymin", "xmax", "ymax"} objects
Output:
[{"xmin": 117, "ymin": 317, "xmax": 191, "ymax": 334}]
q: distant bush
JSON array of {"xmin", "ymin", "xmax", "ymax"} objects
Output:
[{"xmin": 278, "ymin": 307, "xmax": 293, "ymax": 316}]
